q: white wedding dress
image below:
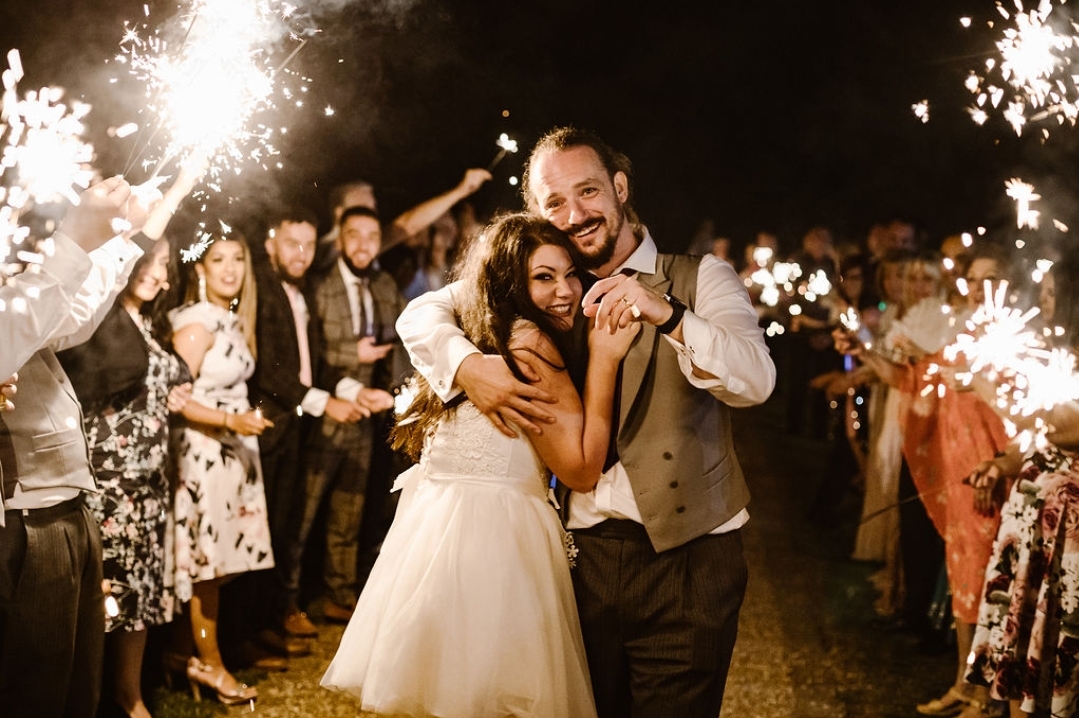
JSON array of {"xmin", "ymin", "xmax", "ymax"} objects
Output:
[{"xmin": 321, "ymin": 400, "xmax": 597, "ymax": 718}]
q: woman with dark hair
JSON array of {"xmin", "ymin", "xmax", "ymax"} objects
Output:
[
  {"xmin": 56, "ymin": 164, "xmax": 205, "ymax": 718},
  {"xmin": 58, "ymin": 238, "xmax": 190, "ymax": 718},
  {"xmin": 169, "ymin": 228, "xmax": 273, "ymax": 705},
  {"xmin": 321, "ymin": 212, "xmax": 637, "ymax": 717}
]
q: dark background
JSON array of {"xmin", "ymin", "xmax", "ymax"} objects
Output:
[{"xmin": 4, "ymin": 0, "xmax": 1079, "ymax": 255}]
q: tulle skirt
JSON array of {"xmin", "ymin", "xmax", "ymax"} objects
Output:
[{"xmin": 321, "ymin": 466, "xmax": 597, "ymax": 718}]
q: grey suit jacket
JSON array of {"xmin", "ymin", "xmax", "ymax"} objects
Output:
[{"xmin": 313, "ymin": 265, "xmax": 407, "ymax": 446}]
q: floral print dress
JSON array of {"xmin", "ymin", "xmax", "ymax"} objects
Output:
[
  {"xmin": 170, "ymin": 302, "xmax": 274, "ymax": 602},
  {"xmin": 84, "ymin": 312, "xmax": 183, "ymax": 633},
  {"xmin": 966, "ymin": 447, "xmax": 1079, "ymax": 716}
]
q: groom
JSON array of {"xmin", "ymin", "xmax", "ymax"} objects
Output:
[{"xmin": 396, "ymin": 127, "xmax": 774, "ymax": 717}]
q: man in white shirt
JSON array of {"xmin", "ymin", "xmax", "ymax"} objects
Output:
[
  {"xmin": 396, "ymin": 128, "xmax": 775, "ymax": 718},
  {"xmin": 0, "ymin": 177, "xmax": 139, "ymax": 718}
]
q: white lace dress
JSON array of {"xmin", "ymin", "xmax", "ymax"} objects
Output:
[{"xmin": 321, "ymin": 401, "xmax": 597, "ymax": 718}]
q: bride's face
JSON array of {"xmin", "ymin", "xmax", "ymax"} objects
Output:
[{"xmin": 528, "ymin": 243, "xmax": 582, "ymax": 331}]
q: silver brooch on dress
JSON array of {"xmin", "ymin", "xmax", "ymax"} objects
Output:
[{"xmin": 564, "ymin": 531, "xmax": 579, "ymax": 569}]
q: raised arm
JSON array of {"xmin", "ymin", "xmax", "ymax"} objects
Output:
[
  {"xmin": 514, "ymin": 320, "xmax": 637, "ymax": 492},
  {"xmin": 383, "ymin": 168, "xmax": 492, "ymax": 251}
]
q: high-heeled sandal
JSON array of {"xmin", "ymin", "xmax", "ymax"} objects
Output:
[{"xmin": 185, "ymin": 657, "xmax": 258, "ymax": 706}]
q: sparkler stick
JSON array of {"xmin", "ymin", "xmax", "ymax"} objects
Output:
[{"xmin": 487, "ymin": 133, "xmax": 518, "ymax": 172}]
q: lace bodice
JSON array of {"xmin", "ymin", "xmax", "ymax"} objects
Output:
[{"xmin": 421, "ymin": 402, "xmax": 550, "ymax": 497}]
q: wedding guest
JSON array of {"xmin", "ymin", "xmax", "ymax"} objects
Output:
[
  {"xmin": 0, "ymin": 177, "xmax": 137, "ymax": 718},
  {"xmin": 301, "ymin": 206, "xmax": 399, "ymax": 623},
  {"xmin": 59, "ymin": 238, "xmax": 190, "ymax": 718},
  {"xmin": 246, "ymin": 207, "xmax": 366, "ymax": 654},
  {"xmin": 169, "ymin": 229, "xmax": 273, "ymax": 705}
]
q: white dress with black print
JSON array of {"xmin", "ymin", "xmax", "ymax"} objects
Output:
[{"xmin": 170, "ymin": 301, "xmax": 274, "ymax": 601}]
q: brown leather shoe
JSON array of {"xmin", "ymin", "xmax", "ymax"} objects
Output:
[
  {"xmin": 229, "ymin": 640, "xmax": 288, "ymax": 672},
  {"xmin": 255, "ymin": 628, "xmax": 312, "ymax": 657},
  {"xmin": 322, "ymin": 600, "xmax": 354, "ymax": 624},
  {"xmin": 282, "ymin": 608, "xmax": 318, "ymax": 638}
]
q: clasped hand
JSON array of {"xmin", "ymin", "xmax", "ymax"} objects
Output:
[{"xmin": 582, "ymin": 274, "xmax": 672, "ymax": 332}]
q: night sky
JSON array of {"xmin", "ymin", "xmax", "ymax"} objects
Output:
[{"xmin": 3, "ymin": 0, "xmax": 1077, "ymax": 255}]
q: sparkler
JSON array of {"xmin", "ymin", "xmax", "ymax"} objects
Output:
[
  {"xmin": 1004, "ymin": 177, "xmax": 1041, "ymax": 229},
  {"xmin": 747, "ymin": 261, "xmax": 802, "ymax": 308},
  {"xmin": 944, "ymin": 279, "xmax": 1079, "ymax": 451},
  {"xmin": 487, "ymin": 133, "xmax": 518, "ymax": 172},
  {"xmin": 962, "ymin": 0, "xmax": 1079, "ymax": 136},
  {"xmin": 117, "ymin": 0, "xmax": 313, "ymax": 183},
  {"xmin": 1, "ymin": 50, "xmax": 95, "ymax": 288}
]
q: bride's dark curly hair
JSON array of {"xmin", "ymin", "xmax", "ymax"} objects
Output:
[{"xmin": 391, "ymin": 212, "xmax": 580, "ymax": 460}]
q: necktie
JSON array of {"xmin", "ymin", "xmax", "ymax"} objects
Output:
[
  {"xmin": 359, "ymin": 278, "xmax": 375, "ymax": 338},
  {"xmin": 282, "ymin": 282, "xmax": 313, "ymax": 386}
]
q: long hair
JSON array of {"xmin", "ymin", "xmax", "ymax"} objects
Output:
[
  {"xmin": 183, "ymin": 230, "xmax": 259, "ymax": 360},
  {"xmin": 121, "ymin": 239, "xmax": 176, "ymax": 351},
  {"xmin": 390, "ymin": 212, "xmax": 578, "ymax": 460},
  {"xmin": 521, "ymin": 126, "xmax": 640, "ymax": 228}
]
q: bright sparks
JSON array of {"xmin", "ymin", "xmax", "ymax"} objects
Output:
[
  {"xmin": 944, "ymin": 279, "xmax": 1079, "ymax": 451},
  {"xmin": 962, "ymin": 0, "xmax": 1079, "ymax": 136},
  {"xmin": 118, "ymin": 0, "xmax": 313, "ymax": 181},
  {"xmin": 1004, "ymin": 177, "xmax": 1041, "ymax": 229},
  {"xmin": 487, "ymin": 132, "xmax": 519, "ymax": 172},
  {"xmin": 1, "ymin": 50, "xmax": 95, "ymax": 288}
]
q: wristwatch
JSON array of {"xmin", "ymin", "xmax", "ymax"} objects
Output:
[{"xmin": 656, "ymin": 292, "xmax": 687, "ymax": 334}]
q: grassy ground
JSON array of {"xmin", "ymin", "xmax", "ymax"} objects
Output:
[{"xmin": 132, "ymin": 399, "xmax": 954, "ymax": 718}]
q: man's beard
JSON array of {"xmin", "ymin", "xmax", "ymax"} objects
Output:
[
  {"xmin": 572, "ymin": 211, "xmax": 623, "ymax": 271},
  {"xmin": 341, "ymin": 253, "xmax": 378, "ymax": 279},
  {"xmin": 271, "ymin": 256, "xmax": 306, "ymax": 287}
]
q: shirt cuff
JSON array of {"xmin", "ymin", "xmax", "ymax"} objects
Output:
[
  {"xmin": 336, "ymin": 377, "xmax": 364, "ymax": 402},
  {"xmin": 300, "ymin": 387, "xmax": 330, "ymax": 416}
]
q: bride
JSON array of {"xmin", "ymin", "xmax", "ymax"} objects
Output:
[{"xmin": 321, "ymin": 212, "xmax": 636, "ymax": 717}]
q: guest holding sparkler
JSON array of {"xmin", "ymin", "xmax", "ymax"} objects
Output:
[
  {"xmin": 840, "ymin": 245, "xmax": 1011, "ymax": 716},
  {"xmin": 55, "ymin": 163, "xmax": 204, "ymax": 718},
  {"xmin": 785, "ymin": 225, "xmax": 841, "ymax": 440},
  {"xmin": 808, "ymin": 252, "xmax": 874, "ymax": 521},
  {"xmin": 837, "ymin": 249, "xmax": 949, "ymax": 639},
  {"xmin": 0, "ymin": 177, "xmax": 138, "ymax": 718},
  {"xmin": 965, "ymin": 252, "xmax": 1079, "ymax": 718},
  {"xmin": 168, "ymin": 228, "xmax": 273, "ymax": 705}
]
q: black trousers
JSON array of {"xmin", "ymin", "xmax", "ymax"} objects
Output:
[
  {"xmin": 571, "ymin": 520, "xmax": 748, "ymax": 718},
  {"xmin": 0, "ymin": 497, "xmax": 104, "ymax": 718}
]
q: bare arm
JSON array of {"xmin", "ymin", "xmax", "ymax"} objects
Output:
[
  {"xmin": 172, "ymin": 321, "xmax": 272, "ymax": 435},
  {"xmin": 515, "ymin": 320, "xmax": 637, "ymax": 492},
  {"xmin": 383, "ymin": 169, "xmax": 492, "ymax": 251}
]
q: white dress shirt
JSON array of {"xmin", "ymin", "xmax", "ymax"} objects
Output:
[{"xmin": 396, "ymin": 229, "xmax": 774, "ymax": 535}]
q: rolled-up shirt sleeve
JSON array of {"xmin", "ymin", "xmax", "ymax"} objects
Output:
[
  {"xmin": 665, "ymin": 255, "xmax": 775, "ymax": 407},
  {"xmin": 0, "ymin": 233, "xmax": 94, "ymax": 378},
  {"xmin": 396, "ymin": 282, "xmax": 479, "ymax": 402},
  {"xmin": 49, "ymin": 234, "xmax": 143, "ymax": 352}
]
